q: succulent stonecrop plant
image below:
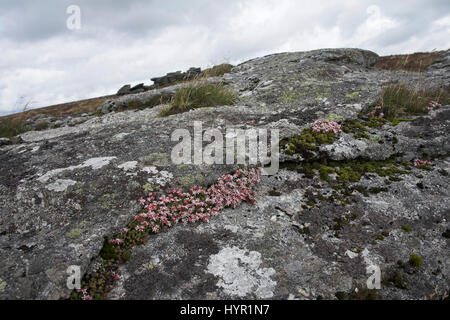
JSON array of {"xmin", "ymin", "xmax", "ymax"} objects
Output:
[
  {"xmin": 311, "ymin": 120, "xmax": 342, "ymax": 134},
  {"xmin": 410, "ymin": 158, "xmax": 432, "ymax": 168},
  {"xmin": 427, "ymin": 100, "xmax": 442, "ymax": 111},
  {"xmin": 71, "ymin": 167, "xmax": 262, "ymax": 300},
  {"xmin": 367, "ymin": 105, "xmax": 384, "ymax": 119}
]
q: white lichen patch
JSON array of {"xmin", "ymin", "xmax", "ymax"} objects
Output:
[
  {"xmin": 38, "ymin": 157, "xmax": 117, "ymax": 183},
  {"xmin": 0, "ymin": 278, "xmax": 6, "ymax": 291},
  {"xmin": 83, "ymin": 157, "xmax": 117, "ymax": 170},
  {"xmin": 321, "ymin": 134, "xmax": 368, "ymax": 160},
  {"xmin": 46, "ymin": 179, "xmax": 77, "ymax": 192},
  {"xmin": 112, "ymin": 132, "xmax": 132, "ymax": 141},
  {"xmin": 118, "ymin": 161, "xmax": 138, "ymax": 171},
  {"xmin": 141, "ymin": 166, "xmax": 158, "ymax": 174},
  {"xmin": 345, "ymin": 250, "xmax": 359, "ymax": 259},
  {"xmin": 206, "ymin": 246, "xmax": 276, "ymax": 299},
  {"xmin": 146, "ymin": 169, "xmax": 173, "ymax": 187}
]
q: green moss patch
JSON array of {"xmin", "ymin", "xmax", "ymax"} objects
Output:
[
  {"xmin": 280, "ymin": 128, "xmax": 337, "ymax": 158},
  {"xmin": 401, "ymin": 225, "xmax": 412, "ymax": 233},
  {"xmin": 345, "ymin": 91, "xmax": 360, "ymax": 99},
  {"xmin": 283, "ymin": 157, "xmax": 413, "ymax": 208},
  {"xmin": 66, "ymin": 228, "xmax": 83, "ymax": 237}
]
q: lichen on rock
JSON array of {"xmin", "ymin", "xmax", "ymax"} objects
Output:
[{"xmin": 0, "ymin": 48, "xmax": 449, "ymax": 300}]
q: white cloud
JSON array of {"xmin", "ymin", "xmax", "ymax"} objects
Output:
[{"xmin": 352, "ymin": 5, "xmax": 400, "ymax": 44}]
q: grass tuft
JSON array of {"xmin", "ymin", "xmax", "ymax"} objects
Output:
[
  {"xmin": 0, "ymin": 118, "xmax": 30, "ymax": 138},
  {"xmin": 377, "ymin": 84, "xmax": 449, "ymax": 118},
  {"xmin": 158, "ymin": 82, "xmax": 236, "ymax": 117}
]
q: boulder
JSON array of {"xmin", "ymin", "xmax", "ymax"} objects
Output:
[
  {"xmin": 0, "ymin": 138, "xmax": 12, "ymax": 146},
  {"xmin": 129, "ymin": 83, "xmax": 144, "ymax": 92},
  {"xmin": 117, "ymin": 85, "xmax": 131, "ymax": 96}
]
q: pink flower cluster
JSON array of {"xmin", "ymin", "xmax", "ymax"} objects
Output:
[
  {"xmin": 245, "ymin": 120, "xmax": 255, "ymax": 127},
  {"xmin": 122, "ymin": 168, "xmax": 261, "ymax": 237},
  {"xmin": 77, "ymin": 289, "xmax": 92, "ymax": 300},
  {"xmin": 311, "ymin": 120, "xmax": 341, "ymax": 134},
  {"xmin": 427, "ymin": 100, "xmax": 441, "ymax": 111},
  {"xmin": 110, "ymin": 239, "xmax": 124, "ymax": 245},
  {"xmin": 368, "ymin": 106, "xmax": 384, "ymax": 118},
  {"xmin": 111, "ymin": 272, "xmax": 121, "ymax": 280},
  {"xmin": 410, "ymin": 159, "xmax": 432, "ymax": 167}
]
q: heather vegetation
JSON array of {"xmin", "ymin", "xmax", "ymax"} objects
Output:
[
  {"xmin": 201, "ymin": 63, "xmax": 234, "ymax": 78},
  {"xmin": 376, "ymin": 51, "xmax": 444, "ymax": 72}
]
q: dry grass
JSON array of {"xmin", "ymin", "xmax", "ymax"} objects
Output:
[
  {"xmin": 158, "ymin": 81, "xmax": 237, "ymax": 117},
  {"xmin": 0, "ymin": 95, "xmax": 115, "ymax": 123},
  {"xmin": 201, "ymin": 63, "xmax": 234, "ymax": 78},
  {"xmin": 116, "ymin": 94, "xmax": 172, "ymax": 112},
  {"xmin": 0, "ymin": 95, "xmax": 114, "ymax": 138},
  {"xmin": 376, "ymin": 51, "xmax": 444, "ymax": 72}
]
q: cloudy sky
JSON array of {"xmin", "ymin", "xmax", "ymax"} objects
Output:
[{"xmin": 0, "ymin": 0, "xmax": 449, "ymax": 115}]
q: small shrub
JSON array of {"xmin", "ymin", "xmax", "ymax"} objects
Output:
[
  {"xmin": 377, "ymin": 84, "xmax": 449, "ymax": 117},
  {"xmin": 159, "ymin": 82, "xmax": 236, "ymax": 117},
  {"xmin": 35, "ymin": 120, "xmax": 50, "ymax": 131},
  {"xmin": 0, "ymin": 118, "xmax": 30, "ymax": 138}
]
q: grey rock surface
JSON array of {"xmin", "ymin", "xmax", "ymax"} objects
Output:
[
  {"xmin": 0, "ymin": 138, "xmax": 12, "ymax": 147},
  {"xmin": 0, "ymin": 48, "xmax": 448, "ymax": 300},
  {"xmin": 151, "ymin": 67, "xmax": 202, "ymax": 87},
  {"xmin": 426, "ymin": 49, "xmax": 450, "ymax": 71},
  {"xmin": 117, "ymin": 84, "xmax": 131, "ymax": 95}
]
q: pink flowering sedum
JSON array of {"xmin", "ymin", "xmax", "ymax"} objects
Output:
[
  {"xmin": 111, "ymin": 273, "xmax": 121, "ymax": 280},
  {"xmin": 368, "ymin": 106, "xmax": 384, "ymax": 118},
  {"xmin": 130, "ymin": 168, "xmax": 261, "ymax": 233},
  {"xmin": 410, "ymin": 159, "xmax": 432, "ymax": 167},
  {"xmin": 78, "ymin": 289, "xmax": 92, "ymax": 300},
  {"xmin": 109, "ymin": 239, "xmax": 124, "ymax": 245},
  {"xmin": 311, "ymin": 120, "xmax": 341, "ymax": 134},
  {"xmin": 427, "ymin": 100, "xmax": 441, "ymax": 111},
  {"xmin": 76, "ymin": 168, "xmax": 262, "ymax": 300}
]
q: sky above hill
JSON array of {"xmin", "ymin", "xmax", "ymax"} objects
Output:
[{"xmin": 0, "ymin": 0, "xmax": 449, "ymax": 115}]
